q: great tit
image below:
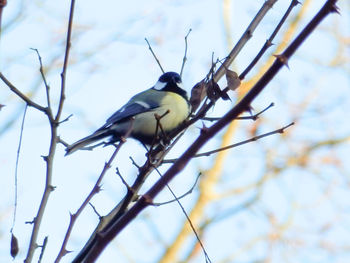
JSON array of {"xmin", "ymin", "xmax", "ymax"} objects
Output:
[{"xmin": 66, "ymin": 72, "xmax": 190, "ymax": 155}]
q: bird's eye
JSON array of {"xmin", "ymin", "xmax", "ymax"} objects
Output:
[{"xmin": 175, "ymin": 76, "xmax": 181, "ymax": 83}]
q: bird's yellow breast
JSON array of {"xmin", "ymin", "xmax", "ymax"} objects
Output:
[{"xmin": 132, "ymin": 92, "xmax": 189, "ymax": 137}]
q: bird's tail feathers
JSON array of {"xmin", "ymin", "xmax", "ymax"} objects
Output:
[{"xmin": 65, "ymin": 129, "xmax": 111, "ymax": 155}]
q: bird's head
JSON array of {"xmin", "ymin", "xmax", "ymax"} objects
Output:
[{"xmin": 153, "ymin": 72, "xmax": 187, "ymax": 100}]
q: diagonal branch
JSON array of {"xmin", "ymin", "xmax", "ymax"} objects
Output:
[
  {"xmin": 213, "ymin": 0, "xmax": 279, "ymax": 83},
  {"xmin": 56, "ymin": 0, "xmax": 76, "ymax": 122},
  {"xmin": 239, "ymin": 0, "xmax": 300, "ymax": 80},
  {"xmin": 24, "ymin": 1, "xmax": 77, "ymax": 262},
  {"xmin": 163, "ymin": 122, "xmax": 294, "ymax": 163},
  {"xmin": 0, "ymin": 72, "xmax": 47, "ymax": 112},
  {"xmin": 83, "ymin": 1, "xmax": 339, "ymax": 260}
]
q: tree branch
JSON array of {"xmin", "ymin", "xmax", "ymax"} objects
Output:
[
  {"xmin": 0, "ymin": 72, "xmax": 47, "ymax": 112},
  {"xmin": 84, "ymin": 1, "xmax": 338, "ymax": 260}
]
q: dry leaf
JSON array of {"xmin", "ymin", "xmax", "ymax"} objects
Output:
[
  {"xmin": 11, "ymin": 233, "xmax": 19, "ymax": 259},
  {"xmin": 190, "ymin": 81, "xmax": 207, "ymax": 112},
  {"xmin": 226, "ymin": 69, "xmax": 241, "ymax": 91}
]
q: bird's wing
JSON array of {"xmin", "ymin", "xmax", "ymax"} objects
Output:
[{"xmin": 102, "ymin": 90, "xmax": 161, "ymax": 128}]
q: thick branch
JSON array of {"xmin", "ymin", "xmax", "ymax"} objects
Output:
[{"xmin": 84, "ymin": 0, "xmax": 338, "ymax": 260}]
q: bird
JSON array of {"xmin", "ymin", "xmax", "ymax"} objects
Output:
[{"xmin": 65, "ymin": 72, "xmax": 190, "ymax": 155}]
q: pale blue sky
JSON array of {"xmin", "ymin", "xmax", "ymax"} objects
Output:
[{"xmin": 1, "ymin": 0, "xmax": 349, "ymax": 262}]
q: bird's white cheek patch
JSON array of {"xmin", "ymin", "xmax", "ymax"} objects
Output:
[
  {"xmin": 176, "ymin": 82, "xmax": 184, "ymax": 90},
  {"xmin": 154, "ymin": 80, "xmax": 167, "ymax": 90},
  {"xmin": 135, "ymin": 100, "xmax": 151, "ymax": 109}
]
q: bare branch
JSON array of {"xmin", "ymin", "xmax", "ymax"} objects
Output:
[
  {"xmin": 180, "ymin": 28, "xmax": 192, "ymax": 77},
  {"xmin": 192, "ymin": 122, "xmax": 294, "ymax": 158},
  {"xmin": 54, "ymin": 123, "xmax": 133, "ymax": 262},
  {"xmin": 89, "ymin": 203, "xmax": 102, "ymax": 219},
  {"xmin": 116, "ymin": 167, "xmax": 134, "ymax": 193},
  {"xmin": 240, "ymin": 0, "xmax": 300, "ymax": 80},
  {"xmin": 201, "ymin": 102, "xmax": 274, "ymax": 122},
  {"xmin": 0, "ymin": 72, "xmax": 47, "ymax": 112},
  {"xmin": 54, "ymin": 144, "xmax": 121, "ymax": 262},
  {"xmin": 145, "ymin": 38, "xmax": 165, "ymax": 74},
  {"xmin": 30, "ymin": 48, "xmax": 52, "ymax": 111},
  {"xmin": 163, "ymin": 122, "xmax": 294, "ymax": 163},
  {"xmin": 56, "ymin": 0, "xmax": 76, "ymax": 122},
  {"xmin": 213, "ymin": 0, "xmax": 279, "ymax": 83},
  {"xmin": 11, "ymin": 105, "xmax": 28, "ymax": 235},
  {"xmin": 153, "ymin": 173, "xmax": 201, "ymax": 206},
  {"xmin": 153, "ymin": 168, "xmax": 211, "ymax": 263},
  {"xmin": 24, "ymin": 1, "xmax": 77, "ymax": 262},
  {"xmin": 37, "ymin": 236, "xmax": 48, "ymax": 263},
  {"xmin": 83, "ymin": 1, "xmax": 338, "ymax": 260}
]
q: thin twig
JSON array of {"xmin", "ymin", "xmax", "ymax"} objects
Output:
[
  {"xmin": 11, "ymin": 105, "xmax": 27, "ymax": 234},
  {"xmin": 116, "ymin": 167, "xmax": 133, "ymax": 192},
  {"xmin": 213, "ymin": 0, "xmax": 279, "ymax": 83},
  {"xmin": 56, "ymin": 0, "xmax": 76, "ymax": 122},
  {"xmin": 58, "ymin": 114, "xmax": 73, "ymax": 124},
  {"xmin": 55, "ymin": 122, "xmax": 133, "ymax": 262},
  {"xmin": 24, "ymin": 1, "xmax": 76, "ymax": 262},
  {"xmin": 38, "ymin": 236, "xmax": 48, "ymax": 263},
  {"xmin": 54, "ymin": 145, "xmax": 121, "ymax": 262},
  {"xmin": 129, "ymin": 156, "xmax": 141, "ymax": 170},
  {"xmin": 153, "ymin": 168, "xmax": 211, "ymax": 263},
  {"xmin": 201, "ymin": 102, "xmax": 274, "ymax": 122},
  {"xmin": 0, "ymin": 72, "xmax": 47, "ymax": 112},
  {"xmin": 76, "ymin": 0, "xmax": 281, "ymax": 259},
  {"xmin": 180, "ymin": 28, "xmax": 192, "ymax": 77},
  {"xmin": 192, "ymin": 122, "xmax": 294, "ymax": 158},
  {"xmin": 83, "ymin": 1, "xmax": 338, "ymax": 260},
  {"xmin": 145, "ymin": 38, "xmax": 164, "ymax": 73},
  {"xmin": 148, "ymin": 110, "xmax": 170, "ymax": 160},
  {"xmin": 239, "ymin": 0, "xmax": 300, "ymax": 80},
  {"xmin": 72, "ymin": 128, "xmax": 186, "ymax": 262},
  {"xmin": 153, "ymin": 173, "xmax": 201, "ymax": 206},
  {"xmin": 163, "ymin": 122, "xmax": 294, "ymax": 163},
  {"xmin": 89, "ymin": 203, "xmax": 102, "ymax": 219},
  {"xmin": 30, "ymin": 48, "xmax": 52, "ymax": 111}
]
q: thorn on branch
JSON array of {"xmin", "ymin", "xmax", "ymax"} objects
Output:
[
  {"xmin": 294, "ymin": 0, "xmax": 301, "ymax": 7},
  {"xmin": 330, "ymin": 4, "xmax": 340, "ymax": 14},
  {"xmin": 25, "ymin": 218, "xmax": 36, "ymax": 225},
  {"xmin": 142, "ymin": 194, "xmax": 154, "ymax": 205},
  {"xmin": 93, "ymin": 184, "xmax": 102, "ymax": 194},
  {"xmin": 200, "ymin": 123, "xmax": 209, "ymax": 135},
  {"xmin": 274, "ymin": 54, "xmax": 289, "ymax": 69}
]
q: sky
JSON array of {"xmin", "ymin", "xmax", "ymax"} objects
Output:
[{"xmin": 1, "ymin": 0, "xmax": 349, "ymax": 262}]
